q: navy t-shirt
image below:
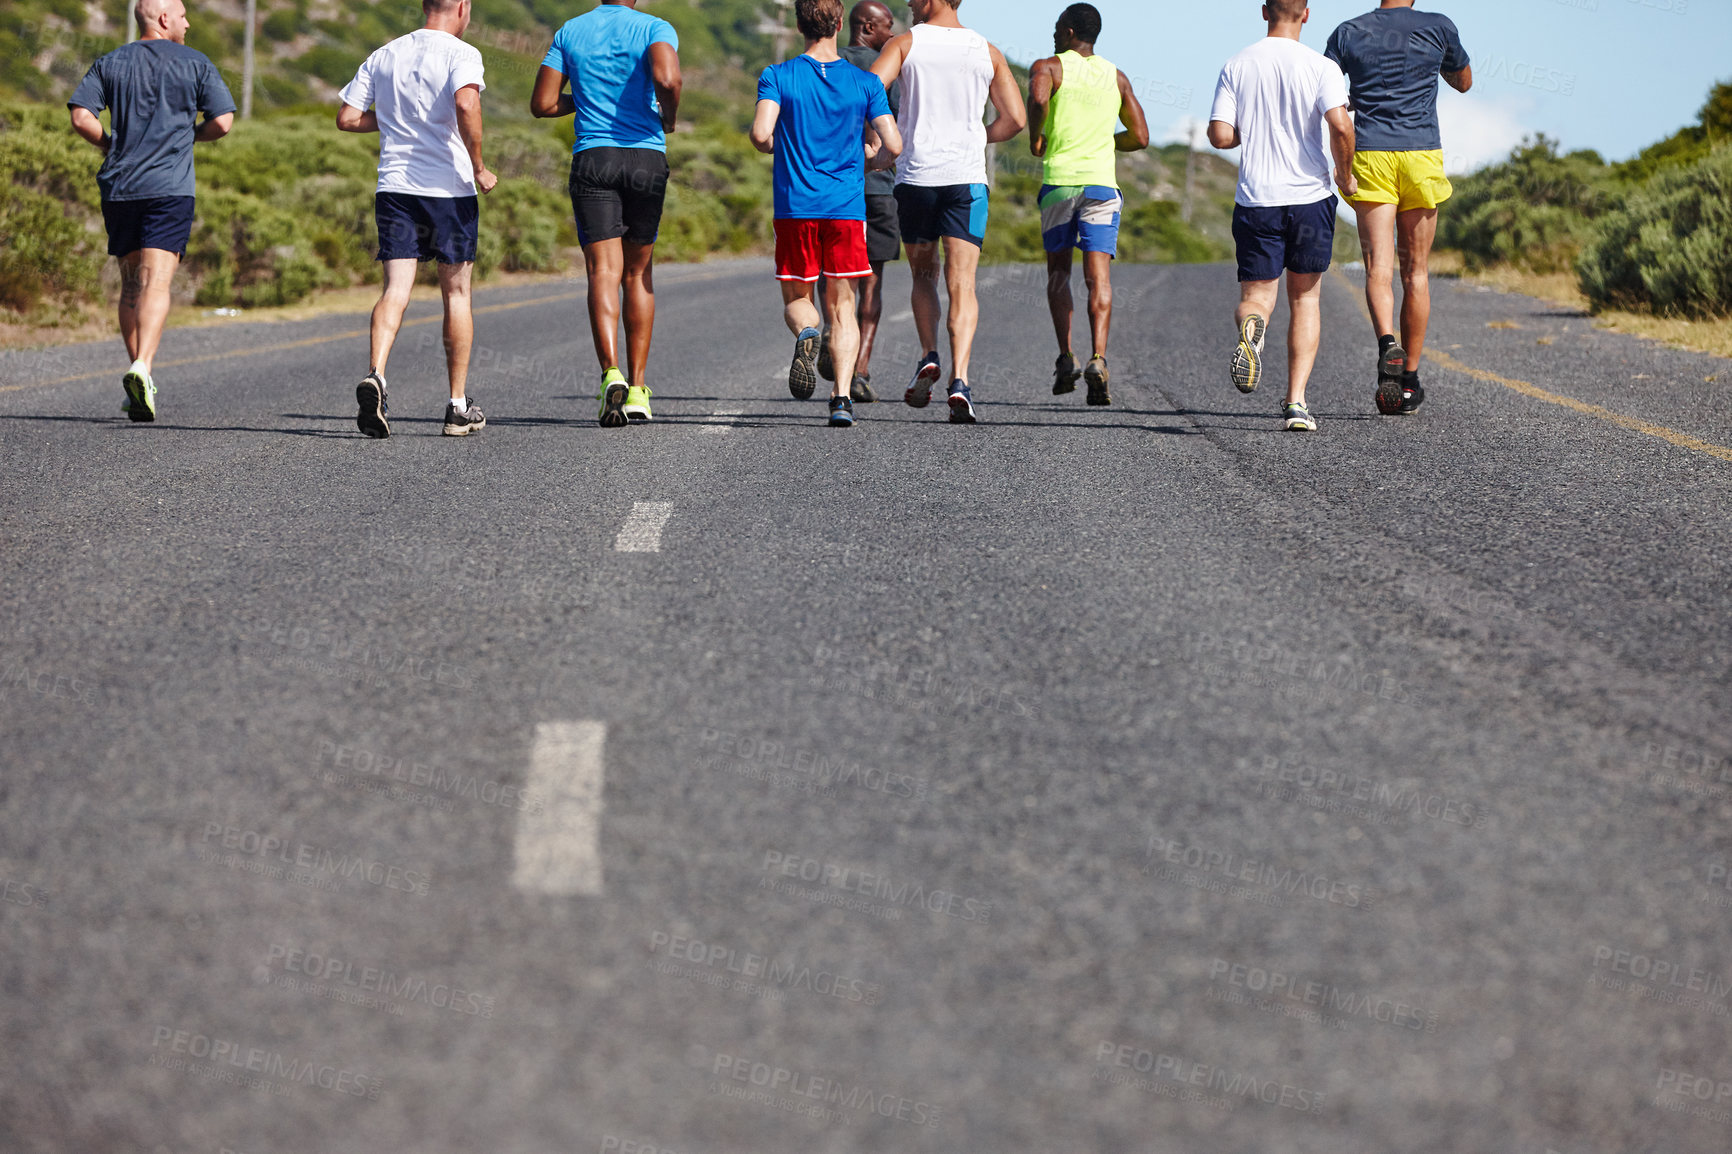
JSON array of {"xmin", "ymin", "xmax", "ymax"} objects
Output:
[
  {"xmin": 1325, "ymin": 8, "xmax": 1470, "ymax": 152},
  {"xmin": 758, "ymin": 54, "xmax": 892, "ymax": 221},
  {"xmin": 69, "ymin": 39, "xmax": 235, "ymax": 201},
  {"xmin": 840, "ymin": 44, "xmax": 900, "ymax": 198}
]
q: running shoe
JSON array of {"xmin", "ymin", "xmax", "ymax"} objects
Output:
[
  {"xmin": 905, "ymin": 352, "xmax": 941, "ymax": 408},
  {"xmin": 1052, "ymin": 351, "xmax": 1081, "ymax": 395},
  {"xmin": 1375, "ymin": 336, "xmax": 1407, "ymax": 415},
  {"xmin": 1283, "ymin": 401, "xmax": 1318, "ymax": 432},
  {"xmin": 443, "ymin": 398, "xmax": 487, "ymax": 436},
  {"xmin": 850, "ymin": 372, "xmax": 876, "ymax": 404},
  {"xmin": 789, "ymin": 327, "xmax": 822, "ymax": 400},
  {"xmin": 123, "ymin": 362, "xmax": 156, "ymax": 423},
  {"xmin": 817, "ymin": 328, "xmax": 835, "ymax": 382},
  {"xmin": 1231, "ymin": 315, "xmax": 1266, "ymax": 394},
  {"xmin": 947, "ymin": 380, "xmax": 976, "ymax": 424},
  {"xmin": 624, "ymin": 384, "xmax": 653, "ymax": 422},
  {"xmin": 1398, "ymin": 373, "xmax": 1426, "ymax": 415},
  {"xmin": 355, "ymin": 370, "xmax": 389, "ymax": 438},
  {"xmin": 598, "ymin": 367, "xmax": 629, "ymax": 428},
  {"xmin": 1085, "ymin": 354, "xmax": 1112, "ymax": 406},
  {"xmin": 828, "ymin": 395, "xmax": 855, "ymax": 427}
]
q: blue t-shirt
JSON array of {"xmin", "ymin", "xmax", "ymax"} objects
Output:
[
  {"xmin": 757, "ymin": 55, "xmax": 892, "ymax": 221},
  {"xmin": 543, "ymin": 4, "xmax": 679, "ymax": 155},
  {"xmin": 68, "ymin": 40, "xmax": 236, "ymax": 201},
  {"xmin": 1325, "ymin": 8, "xmax": 1470, "ymax": 152}
]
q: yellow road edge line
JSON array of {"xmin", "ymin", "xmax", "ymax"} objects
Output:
[{"xmin": 1327, "ymin": 266, "xmax": 1732, "ymax": 466}]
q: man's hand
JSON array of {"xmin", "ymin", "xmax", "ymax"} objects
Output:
[
  {"xmin": 1335, "ymin": 169, "xmax": 1359, "ymax": 199},
  {"xmin": 475, "ymin": 167, "xmax": 499, "ymax": 195}
]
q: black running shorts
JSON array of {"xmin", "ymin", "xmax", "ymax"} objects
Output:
[
  {"xmin": 569, "ymin": 147, "xmax": 670, "ymax": 247},
  {"xmin": 865, "ymin": 193, "xmax": 900, "ymax": 265}
]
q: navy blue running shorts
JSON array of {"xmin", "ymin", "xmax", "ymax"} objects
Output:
[
  {"xmin": 1232, "ymin": 195, "xmax": 1338, "ymax": 282},
  {"xmin": 894, "ymin": 182, "xmax": 990, "ymax": 249},
  {"xmin": 375, "ymin": 192, "xmax": 479, "ymax": 264},
  {"xmin": 102, "ymin": 196, "xmax": 196, "ymax": 258}
]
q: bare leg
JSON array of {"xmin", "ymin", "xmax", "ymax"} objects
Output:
[
  {"xmin": 1083, "ymin": 251, "xmax": 1114, "ymax": 358},
  {"xmin": 825, "ymin": 277, "xmax": 861, "ymax": 400},
  {"xmin": 118, "ymin": 248, "xmax": 181, "ymax": 371},
  {"xmin": 1284, "ymin": 270, "xmax": 1324, "ymax": 407},
  {"xmin": 906, "ymin": 241, "xmax": 942, "ymax": 359},
  {"xmin": 1236, "ymin": 278, "xmax": 1280, "ymax": 334},
  {"xmin": 369, "ymin": 258, "xmax": 418, "ymax": 377},
  {"xmin": 583, "ymin": 238, "xmax": 624, "ymax": 373},
  {"xmin": 1396, "ymin": 208, "xmax": 1439, "ymax": 372},
  {"xmin": 619, "ymin": 241, "xmax": 657, "ymax": 388},
  {"xmin": 1045, "ymin": 249, "xmax": 1074, "ymax": 354},
  {"xmin": 1353, "ymin": 201, "xmax": 1400, "ymax": 342},
  {"xmin": 438, "ymin": 261, "xmax": 474, "ymax": 401},
  {"xmin": 855, "ymin": 262, "xmax": 885, "ymax": 376},
  {"xmin": 781, "ymin": 280, "xmax": 821, "ymax": 337},
  {"xmin": 942, "ymin": 237, "xmax": 981, "ymax": 383}
]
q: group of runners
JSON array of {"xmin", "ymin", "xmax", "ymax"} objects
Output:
[{"xmin": 69, "ymin": 0, "xmax": 1468, "ymax": 436}]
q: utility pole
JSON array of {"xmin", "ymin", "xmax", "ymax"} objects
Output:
[
  {"xmin": 1181, "ymin": 120, "xmax": 1199, "ymax": 223},
  {"xmin": 240, "ymin": 0, "xmax": 256, "ymax": 118}
]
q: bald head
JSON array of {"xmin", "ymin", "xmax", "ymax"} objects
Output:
[
  {"xmin": 135, "ymin": 0, "xmax": 188, "ymax": 43},
  {"xmin": 849, "ymin": 1, "xmax": 895, "ymax": 50}
]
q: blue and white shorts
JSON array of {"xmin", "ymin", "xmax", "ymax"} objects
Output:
[{"xmin": 1039, "ymin": 184, "xmax": 1123, "ymax": 256}]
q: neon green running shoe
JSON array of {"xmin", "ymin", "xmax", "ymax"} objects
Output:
[
  {"xmin": 122, "ymin": 361, "xmax": 156, "ymax": 423},
  {"xmin": 623, "ymin": 384, "xmax": 653, "ymax": 422},
  {"xmin": 598, "ymin": 367, "xmax": 628, "ymax": 428}
]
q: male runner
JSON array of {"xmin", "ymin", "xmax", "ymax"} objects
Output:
[
  {"xmin": 1326, "ymin": 0, "xmax": 1471, "ymax": 415},
  {"xmin": 1026, "ymin": 2, "xmax": 1149, "ymax": 407},
  {"xmin": 751, "ymin": 0, "xmax": 901, "ymax": 428},
  {"xmin": 814, "ymin": 0, "xmax": 903, "ymax": 404},
  {"xmin": 1208, "ymin": 0, "xmax": 1356, "ymax": 432},
  {"xmin": 872, "ymin": 0, "xmax": 1026, "ymax": 424},
  {"xmin": 533, "ymin": 0, "xmax": 681, "ymax": 428},
  {"xmin": 68, "ymin": 0, "xmax": 233, "ymax": 423},
  {"xmin": 340, "ymin": 0, "xmax": 496, "ymax": 439}
]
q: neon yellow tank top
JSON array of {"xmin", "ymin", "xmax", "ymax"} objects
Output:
[{"xmin": 1044, "ymin": 50, "xmax": 1121, "ymax": 189}]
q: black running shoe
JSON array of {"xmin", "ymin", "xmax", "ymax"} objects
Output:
[
  {"xmin": 1398, "ymin": 373, "xmax": 1426, "ymax": 415},
  {"xmin": 817, "ymin": 328, "xmax": 835, "ymax": 382},
  {"xmin": 1053, "ymin": 351, "xmax": 1081, "ymax": 395},
  {"xmin": 356, "ymin": 371, "xmax": 390, "ymax": 439},
  {"xmin": 828, "ymin": 395, "xmax": 855, "ymax": 427},
  {"xmin": 1085, "ymin": 355, "xmax": 1112, "ymax": 406},
  {"xmin": 789, "ymin": 327, "xmax": 822, "ymax": 400},
  {"xmin": 947, "ymin": 380, "xmax": 976, "ymax": 424},
  {"xmin": 1375, "ymin": 337, "xmax": 1407, "ymax": 415},
  {"xmin": 850, "ymin": 372, "xmax": 876, "ymax": 404},
  {"xmin": 443, "ymin": 398, "xmax": 486, "ymax": 436}
]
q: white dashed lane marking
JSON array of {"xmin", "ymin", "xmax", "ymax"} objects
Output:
[
  {"xmin": 614, "ymin": 501, "xmax": 675, "ymax": 552},
  {"xmin": 699, "ymin": 408, "xmax": 744, "ymax": 434},
  {"xmin": 512, "ymin": 721, "xmax": 607, "ymax": 896}
]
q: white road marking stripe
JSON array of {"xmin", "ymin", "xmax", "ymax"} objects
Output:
[
  {"xmin": 889, "ymin": 309, "xmax": 914, "ymax": 322},
  {"xmin": 614, "ymin": 501, "xmax": 675, "ymax": 552},
  {"xmin": 699, "ymin": 408, "xmax": 744, "ymax": 434},
  {"xmin": 512, "ymin": 721, "xmax": 607, "ymax": 896}
]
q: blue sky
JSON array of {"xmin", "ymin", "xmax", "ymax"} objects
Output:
[{"xmin": 960, "ymin": 0, "xmax": 1731, "ymax": 171}]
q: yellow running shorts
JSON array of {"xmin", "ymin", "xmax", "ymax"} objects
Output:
[{"xmin": 1348, "ymin": 150, "xmax": 1453, "ymax": 212}]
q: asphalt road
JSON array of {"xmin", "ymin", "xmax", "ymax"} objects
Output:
[{"xmin": 2, "ymin": 258, "xmax": 1731, "ymax": 1154}]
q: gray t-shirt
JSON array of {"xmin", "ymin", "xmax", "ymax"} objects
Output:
[
  {"xmin": 69, "ymin": 40, "xmax": 236, "ymax": 202},
  {"xmin": 841, "ymin": 43, "xmax": 899, "ymax": 198}
]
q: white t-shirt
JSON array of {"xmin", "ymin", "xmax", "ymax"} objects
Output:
[
  {"xmin": 1209, "ymin": 36, "xmax": 1348, "ymax": 208},
  {"xmin": 340, "ymin": 29, "xmax": 486, "ymax": 198}
]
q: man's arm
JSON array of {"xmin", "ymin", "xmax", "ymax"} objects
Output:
[
  {"xmin": 69, "ymin": 106, "xmax": 109, "ymax": 154},
  {"xmin": 530, "ymin": 66, "xmax": 574, "ymax": 119},
  {"xmin": 650, "ymin": 41, "xmax": 681, "ymax": 134},
  {"xmin": 1025, "ymin": 56, "xmax": 1061, "ymax": 157},
  {"xmin": 194, "ymin": 112, "xmax": 234, "ymax": 142},
  {"xmin": 865, "ymin": 111, "xmax": 902, "ymax": 171},
  {"xmin": 1325, "ymin": 105, "xmax": 1357, "ymax": 198},
  {"xmin": 870, "ymin": 33, "xmax": 912, "ymax": 91},
  {"xmin": 336, "ymin": 104, "xmax": 377, "ymax": 133},
  {"xmin": 985, "ymin": 45, "xmax": 1027, "ymax": 145},
  {"xmin": 1206, "ymin": 120, "xmax": 1238, "ymax": 150},
  {"xmin": 748, "ymin": 100, "xmax": 779, "ymax": 155},
  {"xmin": 1443, "ymin": 65, "xmax": 1472, "ymax": 94},
  {"xmin": 454, "ymin": 84, "xmax": 498, "ymax": 194},
  {"xmin": 1115, "ymin": 70, "xmax": 1150, "ymax": 152}
]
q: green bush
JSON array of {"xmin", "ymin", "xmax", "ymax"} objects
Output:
[
  {"xmin": 1438, "ymin": 136, "xmax": 1621, "ymax": 274},
  {"xmin": 0, "ymin": 116, "xmax": 104, "ymax": 316},
  {"xmin": 1578, "ymin": 147, "xmax": 1732, "ymax": 319}
]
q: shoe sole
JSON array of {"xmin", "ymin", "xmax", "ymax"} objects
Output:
[
  {"xmin": 624, "ymin": 405, "xmax": 652, "ymax": 422},
  {"xmin": 829, "ymin": 413, "xmax": 855, "ymax": 427},
  {"xmin": 947, "ymin": 395, "xmax": 976, "ymax": 424},
  {"xmin": 1285, "ymin": 420, "xmax": 1318, "ymax": 432},
  {"xmin": 598, "ymin": 382, "xmax": 629, "ymax": 428},
  {"xmin": 790, "ymin": 334, "xmax": 821, "ymax": 401},
  {"xmin": 1231, "ymin": 318, "xmax": 1264, "ymax": 394},
  {"xmin": 905, "ymin": 362, "xmax": 940, "ymax": 408},
  {"xmin": 443, "ymin": 415, "xmax": 486, "ymax": 436},
  {"xmin": 1085, "ymin": 361, "xmax": 1111, "ymax": 406},
  {"xmin": 851, "ymin": 381, "xmax": 876, "ymax": 404},
  {"xmin": 355, "ymin": 380, "xmax": 388, "ymax": 438},
  {"xmin": 124, "ymin": 371, "xmax": 155, "ymax": 423},
  {"xmin": 1376, "ymin": 342, "xmax": 1407, "ymax": 414},
  {"xmin": 1053, "ymin": 361, "xmax": 1081, "ymax": 395}
]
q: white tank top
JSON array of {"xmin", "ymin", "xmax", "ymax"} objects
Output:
[{"xmin": 895, "ymin": 23, "xmax": 995, "ymax": 187}]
